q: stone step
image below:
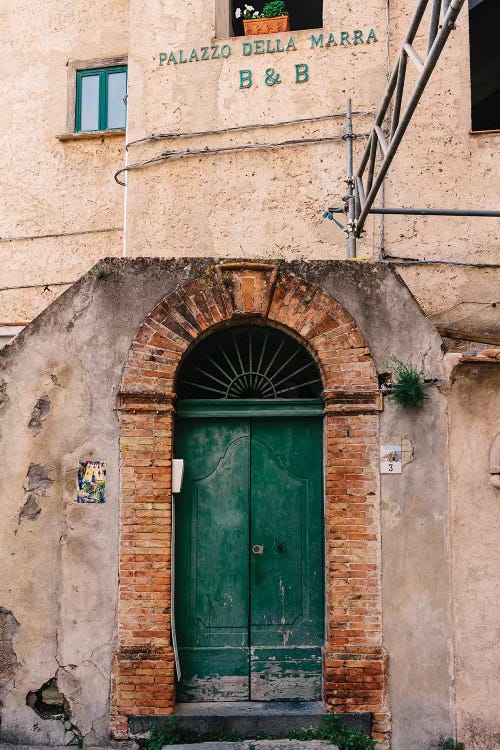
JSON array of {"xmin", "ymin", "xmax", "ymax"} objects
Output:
[
  {"xmin": 128, "ymin": 702, "xmax": 372, "ymax": 740},
  {"xmin": 161, "ymin": 742, "xmax": 337, "ymax": 750}
]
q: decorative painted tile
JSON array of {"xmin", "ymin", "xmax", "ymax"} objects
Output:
[{"xmin": 77, "ymin": 461, "xmax": 106, "ymax": 503}]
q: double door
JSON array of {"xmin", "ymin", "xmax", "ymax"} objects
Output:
[{"xmin": 174, "ymin": 414, "xmax": 324, "ymax": 701}]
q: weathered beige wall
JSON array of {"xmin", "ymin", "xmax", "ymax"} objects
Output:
[
  {"xmin": 1, "ymin": 0, "xmax": 498, "ymax": 326},
  {"xmin": 124, "ymin": 0, "xmax": 386, "ymax": 261},
  {"xmin": 0, "ymin": 0, "xmax": 128, "ymax": 322},
  {"xmin": 124, "ymin": 0, "xmax": 499, "ymax": 315},
  {"xmin": 448, "ymin": 361, "xmax": 500, "ymax": 749},
  {"xmin": 384, "ymin": 0, "xmax": 500, "ymax": 314}
]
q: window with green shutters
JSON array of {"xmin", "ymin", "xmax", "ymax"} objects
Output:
[{"xmin": 75, "ymin": 66, "xmax": 127, "ymax": 133}]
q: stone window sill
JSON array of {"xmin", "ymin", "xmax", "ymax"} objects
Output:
[
  {"xmin": 469, "ymin": 128, "xmax": 500, "ymax": 136},
  {"xmin": 56, "ymin": 129, "xmax": 126, "ymax": 142}
]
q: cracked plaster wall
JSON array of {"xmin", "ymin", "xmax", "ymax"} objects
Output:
[{"xmin": 0, "ymin": 258, "xmax": 452, "ymax": 747}]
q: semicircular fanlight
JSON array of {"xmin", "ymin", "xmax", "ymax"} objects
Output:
[{"xmin": 177, "ymin": 325, "xmax": 322, "ymax": 399}]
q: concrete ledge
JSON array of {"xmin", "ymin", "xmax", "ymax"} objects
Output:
[{"xmin": 128, "ymin": 702, "xmax": 372, "ymax": 739}]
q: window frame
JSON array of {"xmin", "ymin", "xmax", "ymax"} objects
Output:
[
  {"xmin": 75, "ymin": 65, "xmax": 127, "ymax": 133},
  {"xmin": 65, "ymin": 56, "xmax": 127, "ymax": 135},
  {"xmin": 216, "ymin": 0, "xmax": 323, "ymax": 38},
  {"xmin": 468, "ymin": 0, "xmax": 500, "ymax": 133}
]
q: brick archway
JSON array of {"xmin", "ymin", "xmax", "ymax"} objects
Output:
[{"xmin": 112, "ymin": 263, "xmax": 389, "ymax": 742}]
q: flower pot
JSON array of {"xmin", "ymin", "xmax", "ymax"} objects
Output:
[{"xmin": 243, "ymin": 15, "xmax": 290, "ymax": 36}]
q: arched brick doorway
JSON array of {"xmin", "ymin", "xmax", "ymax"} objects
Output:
[{"xmin": 112, "ymin": 263, "xmax": 388, "ymax": 742}]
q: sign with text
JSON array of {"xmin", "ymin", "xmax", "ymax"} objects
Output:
[{"xmin": 159, "ymin": 29, "xmax": 378, "ymax": 88}]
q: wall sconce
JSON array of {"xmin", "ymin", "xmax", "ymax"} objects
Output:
[{"xmin": 490, "ymin": 435, "xmax": 500, "ymax": 489}]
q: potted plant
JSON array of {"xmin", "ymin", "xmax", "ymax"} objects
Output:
[{"xmin": 235, "ymin": 1, "xmax": 290, "ymax": 36}]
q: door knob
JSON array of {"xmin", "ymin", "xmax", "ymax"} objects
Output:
[{"xmin": 252, "ymin": 544, "xmax": 264, "ymax": 554}]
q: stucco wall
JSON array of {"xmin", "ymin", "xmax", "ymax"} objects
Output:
[
  {"xmin": 448, "ymin": 362, "xmax": 500, "ymax": 750},
  {"xmin": 0, "ymin": 258, "xmax": 453, "ymax": 748},
  {"xmin": 0, "ymin": 0, "xmax": 128, "ymax": 322},
  {"xmin": 1, "ymin": 0, "xmax": 499, "ymax": 326}
]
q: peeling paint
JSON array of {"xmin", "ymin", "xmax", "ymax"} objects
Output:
[
  {"xmin": 0, "ymin": 607, "xmax": 19, "ymax": 689},
  {"xmin": 180, "ymin": 675, "xmax": 248, "ymax": 701},
  {"xmin": 17, "ymin": 463, "xmax": 53, "ymax": 525},
  {"xmin": 279, "ymin": 577, "xmax": 286, "ymax": 626},
  {"xmin": 18, "ymin": 494, "xmax": 41, "ymax": 522},
  {"xmin": 28, "ymin": 394, "xmax": 51, "ymax": 433}
]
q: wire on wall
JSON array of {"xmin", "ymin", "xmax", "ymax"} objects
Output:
[
  {"xmin": 115, "ymin": 133, "xmax": 371, "ymax": 186},
  {"xmin": 126, "ymin": 111, "xmax": 377, "ymax": 150}
]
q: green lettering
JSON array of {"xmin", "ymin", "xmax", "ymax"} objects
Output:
[
  {"xmin": 340, "ymin": 31, "xmax": 351, "ymax": 45},
  {"xmin": 159, "ymin": 52, "xmax": 167, "ymax": 65},
  {"xmin": 242, "ymin": 41, "xmax": 253, "ymax": 56},
  {"xmin": 239, "ymin": 69, "xmax": 253, "ymax": 89},
  {"xmin": 310, "ymin": 33, "xmax": 324, "ymax": 48},
  {"xmin": 295, "ymin": 63, "xmax": 309, "ymax": 83},
  {"xmin": 366, "ymin": 28, "xmax": 378, "ymax": 43},
  {"xmin": 254, "ymin": 40, "xmax": 265, "ymax": 54},
  {"xmin": 220, "ymin": 43, "xmax": 231, "ymax": 58},
  {"xmin": 189, "ymin": 49, "xmax": 199, "ymax": 62},
  {"xmin": 167, "ymin": 52, "xmax": 177, "ymax": 64},
  {"xmin": 286, "ymin": 36, "xmax": 296, "ymax": 51},
  {"xmin": 353, "ymin": 29, "xmax": 364, "ymax": 45},
  {"xmin": 266, "ymin": 39, "xmax": 276, "ymax": 53},
  {"xmin": 201, "ymin": 46, "xmax": 209, "ymax": 60},
  {"xmin": 179, "ymin": 49, "xmax": 188, "ymax": 63},
  {"xmin": 325, "ymin": 33, "xmax": 337, "ymax": 47},
  {"xmin": 276, "ymin": 38, "xmax": 284, "ymax": 52}
]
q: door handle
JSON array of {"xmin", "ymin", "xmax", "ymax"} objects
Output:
[{"xmin": 252, "ymin": 544, "xmax": 264, "ymax": 554}]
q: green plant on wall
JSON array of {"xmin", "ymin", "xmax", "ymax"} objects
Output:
[
  {"xmin": 146, "ymin": 713, "xmax": 376, "ymax": 750},
  {"xmin": 142, "ymin": 721, "xmax": 182, "ymax": 750},
  {"xmin": 93, "ymin": 264, "xmax": 109, "ymax": 280},
  {"xmin": 439, "ymin": 739, "xmax": 465, "ymax": 750},
  {"xmin": 262, "ymin": 0, "xmax": 288, "ymax": 17},
  {"xmin": 291, "ymin": 713, "xmax": 376, "ymax": 750},
  {"xmin": 387, "ymin": 356, "xmax": 428, "ymax": 407}
]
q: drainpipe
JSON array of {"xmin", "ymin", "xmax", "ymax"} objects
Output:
[{"xmin": 122, "ymin": 84, "xmax": 130, "ymax": 258}]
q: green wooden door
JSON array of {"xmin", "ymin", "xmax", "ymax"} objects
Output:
[
  {"xmin": 175, "ymin": 406, "xmax": 323, "ymax": 702},
  {"xmin": 249, "ymin": 418, "xmax": 324, "ymax": 700}
]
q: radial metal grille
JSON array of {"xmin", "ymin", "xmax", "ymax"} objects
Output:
[{"xmin": 177, "ymin": 325, "xmax": 322, "ymax": 399}]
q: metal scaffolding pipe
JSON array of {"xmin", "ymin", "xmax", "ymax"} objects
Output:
[
  {"xmin": 328, "ymin": 206, "xmax": 500, "ymax": 218},
  {"xmin": 355, "ymin": 0, "xmax": 466, "ymax": 236},
  {"xmin": 344, "ymin": 99, "xmax": 357, "ymax": 258}
]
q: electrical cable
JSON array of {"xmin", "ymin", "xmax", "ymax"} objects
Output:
[
  {"xmin": 0, "ymin": 281, "xmax": 74, "ymax": 292},
  {"xmin": 126, "ymin": 111, "xmax": 377, "ymax": 150},
  {"xmin": 382, "ymin": 258, "xmax": 500, "ymax": 267},
  {"xmin": 0, "ymin": 227, "xmax": 122, "ymax": 243},
  {"xmin": 115, "ymin": 133, "xmax": 371, "ymax": 186}
]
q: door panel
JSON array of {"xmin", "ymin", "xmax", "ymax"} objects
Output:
[
  {"xmin": 249, "ymin": 435, "xmax": 305, "ymax": 634},
  {"xmin": 250, "ymin": 419, "xmax": 324, "ymax": 700},
  {"xmin": 175, "ymin": 421, "xmax": 251, "ymax": 701},
  {"xmin": 175, "ymin": 414, "xmax": 324, "ymax": 702}
]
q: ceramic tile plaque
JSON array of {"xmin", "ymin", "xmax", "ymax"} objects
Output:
[
  {"xmin": 77, "ymin": 461, "xmax": 106, "ymax": 503},
  {"xmin": 380, "ymin": 444, "xmax": 402, "ymax": 474}
]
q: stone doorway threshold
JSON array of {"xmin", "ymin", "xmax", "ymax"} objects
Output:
[{"xmin": 128, "ymin": 702, "xmax": 372, "ymax": 739}]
